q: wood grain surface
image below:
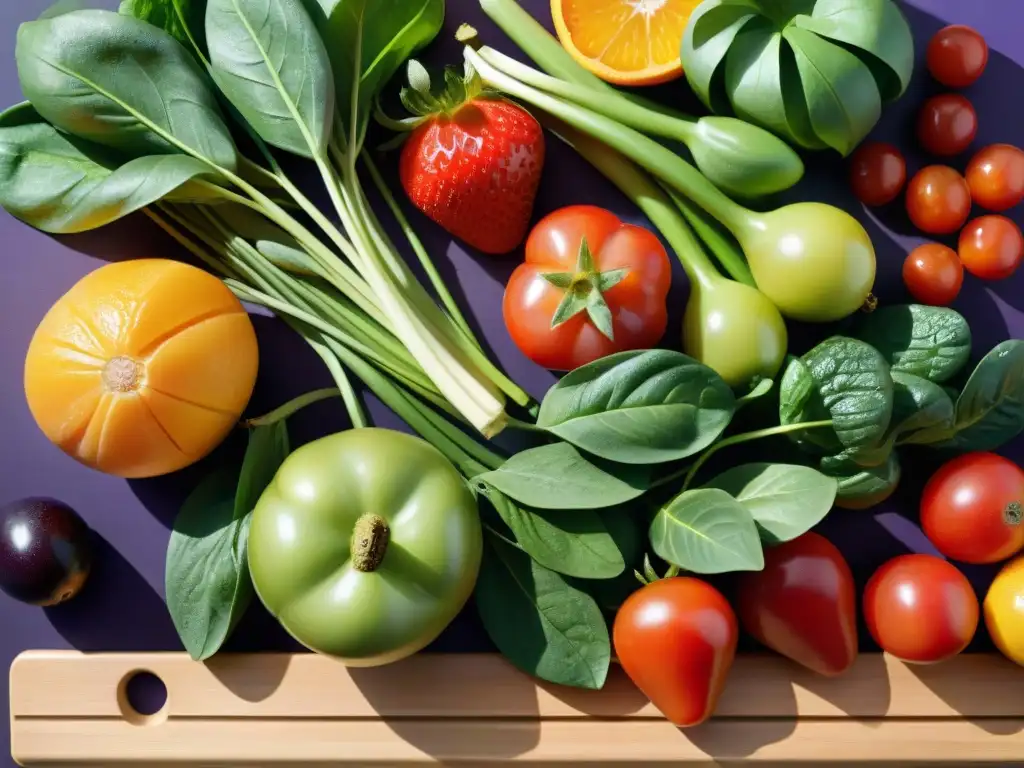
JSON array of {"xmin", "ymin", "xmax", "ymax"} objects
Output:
[{"xmin": 9, "ymin": 651, "xmax": 1024, "ymax": 765}]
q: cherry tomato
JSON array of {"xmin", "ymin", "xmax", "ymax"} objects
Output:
[
  {"xmin": 927, "ymin": 25, "xmax": 989, "ymax": 89},
  {"xmin": 984, "ymin": 555, "xmax": 1024, "ymax": 668},
  {"xmin": 737, "ymin": 532, "xmax": 857, "ymax": 677},
  {"xmin": 959, "ymin": 215, "xmax": 1024, "ymax": 280},
  {"xmin": 503, "ymin": 205, "xmax": 671, "ymax": 371},
  {"xmin": 906, "ymin": 166, "xmax": 972, "ymax": 235},
  {"xmin": 863, "ymin": 554, "xmax": 979, "ymax": 664},
  {"xmin": 902, "ymin": 243, "xmax": 964, "ymax": 306},
  {"xmin": 966, "ymin": 144, "xmax": 1024, "ymax": 212},
  {"xmin": 613, "ymin": 577, "xmax": 738, "ymax": 727},
  {"xmin": 921, "ymin": 452, "xmax": 1024, "ymax": 565},
  {"xmin": 917, "ymin": 94, "xmax": 978, "ymax": 157},
  {"xmin": 849, "ymin": 142, "xmax": 906, "ymax": 207}
]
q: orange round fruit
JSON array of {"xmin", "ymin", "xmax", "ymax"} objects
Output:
[
  {"xmin": 551, "ymin": 0, "xmax": 699, "ymax": 86},
  {"xmin": 24, "ymin": 260, "xmax": 259, "ymax": 479}
]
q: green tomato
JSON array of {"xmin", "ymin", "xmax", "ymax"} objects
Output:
[
  {"xmin": 682, "ymin": 278, "xmax": 788, "ymax": 388},
  {"xmin": 247, "ymin": 428, "xmax": 482, "ymax": 666},
  {"xmin": 739, "ymin": 203, "xmax": 877, "ymax": 323}
]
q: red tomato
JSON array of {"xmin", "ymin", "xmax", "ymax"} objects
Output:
[
  {"xmin": 613, "ymin": 577, "xmax": 737, "ymax": 727},
  {"xmin": 503, "ymin": 206, "xmax": 671, "ymax": 371},
  {"xmin": 917, "ymin": 94, "xmax": 978, "ymax": 157},
  {"xmin": 927, "ymin": 25, "xmax": 989, "ymax": 89},
  {"xmin": 921, "ymin": 452, "xmax": 1024, "ymax": 565},
  {"xmin": 902, "ymin": 243, "xmax": 963, "ymax": 306},
  {"xmin": 959, "ymin": 215, "xmax": 1024, "ymax": 280},
  {"xmin": 906, "ymin": 166, "xmax": 972, "ymax": 235},
  {"xmin": 849, "ymin": 142, "xmax": 906, "ymax": 207},
  {"xmin": 966, "ymin": 144, "xmax": 1024, "ymax": 212},
  {"xmin": 737, "ymin": 533, "xmax": 858, "ymax": 677},
  {"xmin": 863, "ymin": 554, "xmax": 979, "ymax": 664}
]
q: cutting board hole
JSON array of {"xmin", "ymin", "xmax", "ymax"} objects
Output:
[{"xmin": 118, "ymin": 670, "xmax": 169, "ymax": 726}]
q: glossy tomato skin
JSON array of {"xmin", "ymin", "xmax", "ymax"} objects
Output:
[
  {"xmin": 902, "ymin": 243, "xmax": 963, "ymax": 306},
  {"xmin": 863, "ymin": 554, "xmax": 979, "ymax": 664},
  {"xmin": 927, "ymin": 25, "xmax": 989, "ymax": 88},
  {"xmin": 959, "ymin": 215, "xmax": 1024, "ymax": 281},
  {"xmin": 906, "ymin": 166, "xmax": 972, "ymax": 235},
  {"xmin": 966, "ymin": 144, "xmax": 1024, "ymax": 212},
  {"xmin": 921, "ymin": 452, "xmax": 1024, "ymax": 565},
  {"xmin": 614, "ymin": 577, "xmax": 738, "ymax": 727},
  {"xmin": 849, "ymin": 142, "xmax": 906, "ymax": 207},
  {"xmin": 917, "ymin": 94, "xmax": 978, "ymax": 157},
  {"xmin": 503, "ymin": 206, "xmax": 671, "ymax": 371},
  {"xmin": 737, "ymin": 533, "xmax": 857, "ymax": 677}
]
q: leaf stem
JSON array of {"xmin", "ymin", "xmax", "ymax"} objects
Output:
[{"xmin": 242, "ymin": 388, "xmax": 341, "ymax": 428}]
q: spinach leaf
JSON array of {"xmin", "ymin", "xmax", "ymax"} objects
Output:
[
  {"xmin": 483, "ymin": 486, "xmax": 626, "ymax": 579},
  {"xmin": 855, "ymin": 304, "xmax": 972, "ymax": 384},
  {"xmin": 475, "ymin": 443, "xmax": 649, "ymax": 511},
  {"xmin": 889, "ymin": 371, "xmax": 956, "ymax": 446},
  {"xmin": 206, "ymin": 0, "xmax": 335, "ymax": 158},
  {"xmin": 943, "ymin": 340, "xmax": 1024, "ymax": 452},
  {"xmin": 16, "ymin": 10, "xmax": 238, "ymax": 169},
  {"xmin": 321, "ymin": 0, "xmax": 444, "ymax": 136},
  {"xmin": 779, "ymin": 337, "xmax": 894, "ymax": 454},
  {"xmin": 822, "ymin": 451, "xmax": 901, "ymax": 510},
  {"xmin": 166, "ymin": 422, "xmax": 289, "ymax": 660},
  {"xmin": 0, "ymin": 112, "xmax": 214, "ymax": 234},
  {"xmin": 536, "ymin": 350, "xmax": 736, "ymax": 465},
  {"xmin": 704, "ymin": 463, "xmax": 838, "ymax": 545},
  {"xmin": 649, "ymin": 488, "xmax": 763, "ymax": 573},
  {"xmin": 738, "ymin": 377, "xmax": 774, "ymax": 407},
  {"xmin": 475, "ymin": 532, "xmax": 610, "ymax": 690},
  {"xmin": 119, "ymin": 0, "xmax": 206, "ymax": 60}
]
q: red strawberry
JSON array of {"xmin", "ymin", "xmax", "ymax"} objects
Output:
[{"xmin": 396, "ymin": 60, "xmax": 545, "ymax": 255}]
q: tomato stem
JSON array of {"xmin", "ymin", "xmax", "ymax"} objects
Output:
[
  {"xmin": 351, "ymin": 513, "xmax": 391, "ymax": 572},
  {"xmin": 1006, "ymin": 501, "xmax": 1022, "ymax": 526}
]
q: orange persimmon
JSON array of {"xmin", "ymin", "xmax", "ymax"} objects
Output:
[{"xmin": 24, "ymin": 259, "xmax": 259, "ymax": 479}]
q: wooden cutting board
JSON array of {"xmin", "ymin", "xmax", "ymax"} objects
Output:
[{"xmin": 9, "ymin": 651, "xmax": 1024, "ymax": 765}]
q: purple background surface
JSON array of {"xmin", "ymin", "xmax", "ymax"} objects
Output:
[{"xmin": 2, "ymin": 0, "xmax": 1023, "ymax": 764}]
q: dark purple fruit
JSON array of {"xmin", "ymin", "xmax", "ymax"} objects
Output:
[{"xmin": 0, "ymin": 497, "xmax": 93, "ymax": 606}]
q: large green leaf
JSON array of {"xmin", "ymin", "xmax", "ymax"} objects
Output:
[
  {"xmin": 0, "ymin": 112, "xmax": 214, "ymax": 234},
  {"xmin": 855, "ymin": 305, "xmax": 972, "ymax": 385},
  {"xmin": 16, "ymin": 9, "xmax": 237, "ymax": 169},
  {"xmin": 704, "ymin": 463, "xmax": 837, "ymax": 544},
  {"xmin": 649, "ymin": 488, "xmax": 764, "ymax": 573},
  {"xmin": 682, "ymin": 0, "xmax": 759, "ymax": 114},
  {"xmin": 944, "ymin": 341, "xmax": 1024, "ymax": 452},
  {"xmin": 822, "ymin": 450, "xmax": 901, "ymax": 510},
  {"xmin": 888, "ymin": 372, "xmax": 956, "ymax": 447},
  {"xmin": 794, "ymin": 0, "xmax": 914, "ymax": 101},
  {"xmin": 205, "ymin": 0, "xmax": 335, "ymax": 158},
  {"xmin": 119, "ymin": 0, "xmax": 207, "ymax": 59},
  {"xmin": 784, "ymin": 26, "xmax": 881, "ymax": 155},
  {"xmin": 536, "ymin": 350, "xmax": 736, "ymax": 465},
  {"xmin": 475, "ymin": 532, "xmax": 610, "ymax": 690},
  {"xmin": 320, "ymin": 0, "xmax": 444, "ymax": 136}
]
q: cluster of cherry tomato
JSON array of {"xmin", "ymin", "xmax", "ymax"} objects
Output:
[
  {"xmin": 612, "ymin": 450, "xmax": 1024, "ymax": 729},
  {"xmin": 849, "ymin": 25, "xmax": 1024, "ymax": 307}
]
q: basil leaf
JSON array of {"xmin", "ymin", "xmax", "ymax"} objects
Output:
[
  {"xmin": 889, "ymin": 372, "xmax": 956, "ymax": 447},
  {"xmin": 704, "ymin": 463, "xmax": 838, "ymax": 545},
  {"xmin": 119, "ymin": 0, "xmax": 206, "ymax": 59},
  {"xmin": 649, "ymin": 488, "xmax": 764, "ymax": 574},
  {"xmin": 682, "ymin": 0, "xmax": 759, "ymax": 115},
  {"xmin": 475, "ymin": 532, "xmax": 610, "ymax": 690},
  {"xmin": 484, "ymin": 487, "xmax": 626, "ymax": 579},
  {"xmin": 476, "ymin": 443, "xmax": 648, "ymax": 511},
  {"xmin": 16, "ymin": 9, "xmax": 238, "ymax": 168},
  {"xmin": 537, "ymin": 350, "xmax": 736, "ymax": 465},
  {"xmin": 235, "ymin": 422, "xmax": 290, "ymax": 519},
  {"xmin": 822, "ymin": 451, "xmax": 901, "ymax": 510},
  {"xmin": 166, "ymin": 470, "xmax": 254, "ymax": 661},
  {"xmin": 0, "ymin": 112, "xmax": 214, "ymax": 234},
  {"xmin": 855, "ymin": 305, "xmax": 972, "ymax": 384},
  {"xmin": 206, "ymin": 0, "xmax": 334, "ymax": 158},
  {"xmin": 943, "ymin": 341, "xmax": 1024, "ymax": 452},
  {"xmin": 783, "ymin": 26, "xmax": 881, "ymax": 155},
  {"xmin": 321, "ymin": 0, "xmax": 444, "ymax": 135},
  {"xmin": 779, "ymin": 337, "xmax": 894, "ymax": 454},
  {"xmin": 794, "ymin": 0, "xmax": 914, "ymax": 101}
]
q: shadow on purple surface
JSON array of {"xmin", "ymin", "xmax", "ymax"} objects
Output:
[{"xmin": 44, "ymin": 529, "xmax": 178, "ymax": 651}]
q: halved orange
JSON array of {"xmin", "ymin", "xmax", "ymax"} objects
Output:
[{"xmin": 551, "ymin": 0, "xmax": 701, "ymax": 86}]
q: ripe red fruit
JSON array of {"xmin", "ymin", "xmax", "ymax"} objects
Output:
[
  {"xmin": 959, "ymin": 215, "xmax": 1024, "ymax": 281},
  {"xmin": 398, "ymin": 62, "xmax": 545, "ymax": 255},
  {"xmin": 737, "ymin": 532, "xmax": 858, "ymax": 677},
  {"xmin": 906, "ymin": 166, "xmax": 972, "ymax": 235},
  {"xmin": 902, "ymin": 243, "xmax": 963, "ymax": 306},
  {"xmin": 916, "ymin": 93, "xmax": 978, "ymax": 157},
  {"xmin": 966, "ymin": 144, "xmax": 1024, "ymax": 212},
  {"xmin": 927, "ymin": 25, "xmax": 989, "ymax": 89},
  {"xmin": 849, "ymin": 142, "xmax": 906, "ymax": 207}
]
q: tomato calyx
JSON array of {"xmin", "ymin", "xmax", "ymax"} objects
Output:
[
  {"xmin": 634, "ymin": 553, "xmax": 680, "ymax": 586},
  {"xmin": 351, "ymin": 513, "xmax": 391, "ymax": 573},
  {"xmin": 541, "ymin": 236, "xmax": 629, "ymax": 341}
]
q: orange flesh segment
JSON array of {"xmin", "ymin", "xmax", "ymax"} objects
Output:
[{"xmin": 558, "ymin": 0, "xmax": 699, "ymax": 78}]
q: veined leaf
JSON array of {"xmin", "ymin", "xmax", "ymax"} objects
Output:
[
  {"xmin": 855, "ymin": 304, "xmax": 972, "ymax": 385},
  {"xmin": 119, "ymin": 0, "xmax": 207, "ymax": 59},
  {"xmin": 943, "ymin": 341, "xmax": 1024, "ymax": 452},
  {"xmin": 682, "ymin": 0, "xmax": 759, "ymax": 115}
]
